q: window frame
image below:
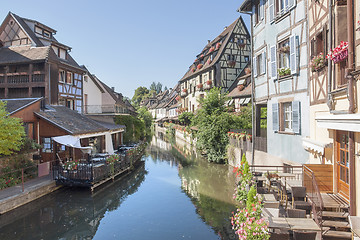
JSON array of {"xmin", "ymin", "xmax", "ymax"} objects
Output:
[
  {"xmin": 59, "ymin": 70, "xmax": 66, "ymax": 83},
  {"xmin": 42, "ymin": 137, "xmax": 53, "ymax": 153}
]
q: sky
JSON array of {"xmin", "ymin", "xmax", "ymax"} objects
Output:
[{"xmin": 0, "ymin": 0, "xmax": 250, "ymax": 99}]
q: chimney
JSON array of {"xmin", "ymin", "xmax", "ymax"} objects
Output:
[
  {"xmin": 111, "ymin": 87, "xmax": 115, "ymax": 91},
  {"xmin": 208, "ymin": 40, "xmax": 211, "ymax": 44}
]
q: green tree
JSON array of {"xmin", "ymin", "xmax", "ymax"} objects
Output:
[
  {"xmin": 114, "ymin": 115, "xmax": 145, "ymax": 143},
  {"xmin": 193, "ymin": 88, "xmax": 234, "ymax": 163},
  {"xmin": 0, "ymin": 101, "xmax": 25, "ymax": 155},
  {"xmin": 137, "ymin": 107, "xmax": 153, "ymax": 129},
  {"xmin": 178, "ymin": 112, "xmax": 194, "ymax": 126},
  {"xmin": 132, "ymin": 86, "xmax": 149, "ymax": 108},
  {"xmin": 231, "ymin": 104, "xmax": 252, "ymax": 130}
]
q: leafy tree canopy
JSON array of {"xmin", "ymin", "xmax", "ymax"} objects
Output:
[
  {"xmin": 178, "ymin": 112, "xmax": 194, "ymax": 126},
  {"xmin": 0, "ymin": 101, "xmax": 25, "ymax": 155},
  {"xmin": 132, "ymin": 86, "xmax": 149, "ymax": 109},
  {"xmin": 137, "ymin": 107, "xmax": 153, "ymax": 129}
]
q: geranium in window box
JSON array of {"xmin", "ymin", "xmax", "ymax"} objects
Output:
[
  {"xmin": 191, "ymin": 67, "xmax": 196, "ymax": 73},
  {"xmin": 278, "ymin": 67, "xmax": 291, "ymax": 77},
  {"xmin": 227, "ymin": 60, "xmax": 236, "ymax": 68},
  {"xmin": 326, "ymin": 41, "xmax": 348, "ymax": 63},
  {"xmin": 206, "ymin": 80, "xmax": 212, "ymax": 85},
  {"xmin": 196, "ymin": 83, "xmax": 203, "ymax": 90},
  {"xmin": 207, "ymin": 58, "xmax": 212, "ymax": 65},
  {"xmin": 175, "ymin": 95, "xmax": 181, "ymax": 101},
  {"xmin": 216, "ymin": 42, "xmax": 221, "ymax": 49},
  {"xmin": 310, "ymin": 53, "xmax": 326, "ymax": 72},
  {"xmin": 197, "ymin": 64, "xmax": 203, "ymax": 70},
  {"xmin": 182, "ymin": 88, "xmax": 188, "ymax": 93},
  {"xmin": 278, "ymin": 45, "xmax": 290, "ymax": 53},
  {"xmin": 237, "ymin": 84, "xmax": 245, "ymax": 91},
  {"xmin": 209, "ymin": 47, "xmax": 215, "ymax": 53},
  {"xmin": 199, "ymin": 54, "xmax": 204, "ymax": 59},
  {"xmin": 204, "ymin": 80, "xmax": 213, "ymax": 90}
]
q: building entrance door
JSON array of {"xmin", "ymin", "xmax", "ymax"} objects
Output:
[{"xmin": 336, "ymin": 131, "xmax": 350, "ymax": 201}]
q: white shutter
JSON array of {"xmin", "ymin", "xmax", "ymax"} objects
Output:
[
  {"xmin": 269, "ymin": 0, "xmax": 275, "ymax": 22},
  {"xmin": 290, "ymin": 35, "xmax": 298, "ymax": 75},
  {"xmin": 253, "ymin": 56, "xmax": 257, "ymax": 77},
  {"xmin": 261, "ymin": 51, "xmax": 266, "ymax": 74},
  {"xmin": 252, "ymin": 5, "xmax": 256, "ymax": 26},
  {"xmin": 270, "ymin": 45, "xmax": 277, "ymax": 80},
  {"xmin": 260, "ymin": 0, "xmax": 264, "ymax": 20},
  {"xmin": 272, "ymin": 103, "xmax": 279, "ymax": 132},
  {"xmin": 289, "ymin": 0, "xmax": 296, "ymax": 10},
  {"xmin": 292, "ymin": 101, "xmax": 301, "ymax": 134}
]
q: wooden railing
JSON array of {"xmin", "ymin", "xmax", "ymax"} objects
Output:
[{"xmin": 303, "ymin": 165, "xmax": 324, "ymax": 230}]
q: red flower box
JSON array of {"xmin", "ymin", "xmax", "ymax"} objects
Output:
[
  {"xmin": 326, "ymin": 41, "xmax": 348, "ymax": 63},
  {"xmin": 216, "ymin": 42, "xmax": 221, "ymax": 49},
  {"xmin": 206, "ymin": 80, "xmax": 212, "ymax": 85},
  {"xmin": 197, "ymin": 64, "xmax": 203, "ymax": 70}
]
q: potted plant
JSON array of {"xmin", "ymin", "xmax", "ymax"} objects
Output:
[
  {"xmin": 216, "ymin": 42, "xmax": 221, "ymax": 49},
  {"xmin": 227, "ymin": 60, "xmax": 236, "ymax": 68},
  {"xmin": 245, "ymin": 67, "xmax": 251, "ymax": 74},
  {"xmin": 310, "ymin": 53, "xmax": 326, "ymax": 72},
  {"xmin": 279, "ymin": 45, "xmax": 290, "ymax": 53},
  {"xmin": 277, "ymin": 67, "xmax": 291, "ymax": 77},
  {"xmin": 64, "ymin": 160, "xmax": 78, "ymax": 171},
  {"xmin": 326, "ymin": 41, "xmax": 348, "ymax": 63},
  {"xmin": 197, "ymin": 64, "xmax": 203, "ymax": 70}
]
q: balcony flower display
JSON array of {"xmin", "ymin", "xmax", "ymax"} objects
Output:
[
  {"xmin": 182, "ymin": 88, "xmax": 188, "ymax": 93},
  {"xmin": 191, "ymin": 67, "xmax": 196, "ymax": 73},
  {"xmin": 310, "ymin": 53, "xmax": 326, "ymax": 72},
  {"xmin": 196, "ymin": 83, "xmax": 203, "ymax": 90},
  {"xmin": 206, "ymin": 80, "xmax": 212, "ymax": 85},
  {"xmin": 199, "ymin": 54, "xmax": 204, "ymax": 59},
  {"xmin": 277, "ymin": 67, "xmax": 291, "ymax": 77},
  {"xmin": 197, "ymin": 64, "xmax": 203, "ymax": 70},
  {"xmin": 209, "ymin": 47, "xmax": 215, "ymax": 53},
  {"xmin": 175, "ymin": 95, "xmax": 181, "ymax": 101},
  {"xmin": 237, "ymin": 84, "xmax": 245, "ymax": 91},
  {"xmin": 65, "ymin": 160, "xmax": 78, "ymax": 171},
  {"xmin": 326, "ymin": 41, "xmax": 348, "ymax": 63},
  {"xmin": 207, "ymin": 58, "xmax": 212, "ymax": 65},
  {"xmin": 216, "ymin": 42, "xmax": 221, "ymax": 49}
]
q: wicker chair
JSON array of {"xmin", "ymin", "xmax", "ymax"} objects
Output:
[
  {"xmin": 293, "ymin": 230, "xmax": 317, "ymax": 240},
  {"xmin": 269, "ymin": 231, "xmax": 290, "ymax": 240},
  {"xmin": 286, "ymin": 209, "xmax": 306, "ymax": 218},
  {"xmin": 291, "ymin": 186, "xmax": 312, "ymax": 214}
]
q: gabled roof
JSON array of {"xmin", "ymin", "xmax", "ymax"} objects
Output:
[
  {"xmin": 10, "ymin": 12, "xmax": 44, "ymax": 47},
  {"xmin": 0, "ymin": 45, "xmax": 50, "ymax": 65},
  {"xmin": 81, "ymin": 65, "xmax": 105, "ymax": 93},
  {"xmin": 2, "ymin": 98, "xmax": 42, "ymax": 115},
  {"xmin": 35, "ymin": 106, "xmax": 109, "ymax": 135},
  {"xmin": 179, "ymin": 17, "xmax": 248, "ymax": 82}
]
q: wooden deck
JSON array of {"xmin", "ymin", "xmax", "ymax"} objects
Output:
[{"xmin": 321, "ymin": 193, "xmax": 349, "ymax": 210}]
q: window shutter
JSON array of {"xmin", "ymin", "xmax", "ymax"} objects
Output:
[
  {"xmin": 292, "ymin": 101, "xmax": 301, "ymax": 134},
  {"xmin": 323, "ymin": 24, "xmax": 328, "ymax": 56},
  {"xmin": 252, "ymin": 5, "xmax": 256, "ymax": 26},
  {"xmin": 261, "ymin": 51, "xmax": 266, "ymax": 74},
  {"xmin": 269, "ymin": 0, "xmax": 275, "ymax": 22},
  {"xmin": 310, "ymin": 39, "xmax": 315, "ymax": 58},
  {"xmin": 270, "ymin": 45, "xmax": 277, "ymax": 80},
  {"xmin": 290, "ymin": 35, "xmax": 298, "ymax": 75},
  {"xmin": 289, "ymin": 0, "xmax": 296, "ymax": 10},
  {"xmin": 272, "ymin": 103, "xmax": 279, "ymax": 132},
  {"xmin": 260, "ymin": 0, "xmax": 264, "ymax": 20},
  {"xmin": 253, "ymin": 56, "xmax": 258, "ymax": 77}
]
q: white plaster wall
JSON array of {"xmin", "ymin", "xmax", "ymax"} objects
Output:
[{"xmin": 83, "ymin": 74, "xmax": 103, "ymax": 113}]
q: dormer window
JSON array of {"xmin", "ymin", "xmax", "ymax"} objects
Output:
[
  {"xmin": 35, "ymin": 26, "xmax": 51, "ymax": 39},
  {"xmin": 43, "ymin": 30, "xmax": 50, "ymax": 38}
]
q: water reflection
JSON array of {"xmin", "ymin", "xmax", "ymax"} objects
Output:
[
  {"xmin": 0, "ymin": 162, "xmax": 147, "ymax": 240},
  {"xmin": 150, "ymin": 130, "xmax": 237, "ymax": 240}
]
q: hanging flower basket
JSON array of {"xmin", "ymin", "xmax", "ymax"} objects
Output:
[
  {"xmin": 310, "ymin": 53, "xmax": 326, "ymax": 72},
  {"xmin": 197, "ymin": 64, "xmax": 203, "ymax": 70},
  {"xmin": 209, "ymin": 47, "xmax": 215, "ymax": 53},
  {"xmin": 227, "ymin": 60, "xmax": 236, "ymax": 68},
  {"xmin": 326, "ymin": 41, "xmax": 348, "ymax": 63},
  {"xmin": 216, "ymin": 42, "xmax": 221, "ymax": 49}
]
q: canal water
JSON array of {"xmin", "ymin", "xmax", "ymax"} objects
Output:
[{"xmin": 0, "ymin": 132, "xmax": 237, "ymax": 240}]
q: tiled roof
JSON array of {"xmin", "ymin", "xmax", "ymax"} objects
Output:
[
  {"xmin": 0, "ymin": 46, "xmax": 50, "ymax": 64},
  {"xmin": 227, "ymin": 82, "xmax": 252, "ymax": 98},
  {"xmin": 93, "ymin": 120, "xmax": 126, "ymax": 131},
  {"xmin": 179, "ymin": 18, "xmax": 241, "ymax": 82},
  {"xmin": 2, "ymin": 98, "xmax": 42, "ymax": 115},
  {"xmin": 35, "ymin": 106, "xmax": 109, "ymax": 135}
]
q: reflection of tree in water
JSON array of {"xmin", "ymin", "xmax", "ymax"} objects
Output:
[
  {"xmin": 150, "ymin": 132, "xmax": 237, "ymax": 240},
  {"xmin": 0, "ymin": 161, "xmax": 147, "ymax": 240}
]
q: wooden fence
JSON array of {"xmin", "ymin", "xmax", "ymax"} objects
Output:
[{"xmin": 303, "ymin": 164, "xmax": 333, "ymax": 193}]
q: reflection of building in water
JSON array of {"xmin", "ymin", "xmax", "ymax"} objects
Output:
[
  {"xmin": 181, "ymin": 176, "xmax": 200, "ymax": 200},
  {"xmin": 0, "ymin": 162, "xmax": 147, "ymax": 240}
]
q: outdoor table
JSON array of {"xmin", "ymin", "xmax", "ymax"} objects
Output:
[
  {"xmin": 262, "ymin": 193, "xmax": 276, "ymax": 201},
  {"xmin": 267, "ymin": 217, "xmax": 321, "ymax": 232},
  {"xmin": 349, "ymin": 216, "xmax": 360, "ymax": 238},
  {"xmin": 262, "ymin": 193, "xmax": 280, "ymax": 208},
  {"xmin": 286, "ymin": 179, "xmax": 302, "ymax": 188},
  {"xmin": 262, "ymin": 207, "xmax": 279, "ymax": 218},
  {"xmin": 276, "ymin": 173, "xmax": 296, "ymax": 190}
]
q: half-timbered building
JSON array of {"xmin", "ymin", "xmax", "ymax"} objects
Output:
[
  {"xmin": 0, "ymin": 12, "xmax": 84, "ymax": 113},
  {"xmin": 305, "ymin": 0, "xmax": 360, "ymax": 218},
  {"xmin": 178, "ymin": 17, "xmax": 250, "ymax": 113},
  {"xmin": 239, "ymin": 0, "xmax": 310, "ymax": 164}
]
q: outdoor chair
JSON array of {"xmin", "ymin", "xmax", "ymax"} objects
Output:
[
  {"xmin": 293, "ymin": 230, "xmax": 317, "ymax": 240},
  {"xmin": 291, "ymin": 186, "xmax": 312, "ymax": 214},
  {"xmin": 269, "ymin": 231, "xmax": 290, "ymax": 240},
  {"xmin": 286, "ymin": 209, "xmax": 306, "ymax": 218},
  {"xmin": 266, "ymin": 171, "xmax": 279, "ymax": 193}
]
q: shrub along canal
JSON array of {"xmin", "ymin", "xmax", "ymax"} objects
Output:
[{"xmin": 0, "ymin": 133, "xmax": 237, "ymax": 239}]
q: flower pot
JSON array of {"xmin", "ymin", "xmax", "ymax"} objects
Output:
[
  {"xmin": 244, "ymin": 68, "xmax": 251, "ymax": 74},
  {"xmin": 333, "ymin": 49, "xmax": 348, "ymax": 64},
  {"xmin": 237, "ymin": 84, "xmax": 245, "ymax": 91}
]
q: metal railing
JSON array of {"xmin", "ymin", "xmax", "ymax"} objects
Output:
[
  {"xmin": 84, "ymin": 105, "xmax": 130, "ymax": 114},
  {"xmin": 228, "ymin": 136, "xmax": 267, "ymax": 152},
  {"xmin": 250, "ymin": 165, "xmax": 303, "ymax": 180},
  {"xmin": 303, "ymin": 165, "xmax": 324, "ymax": 229}
]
